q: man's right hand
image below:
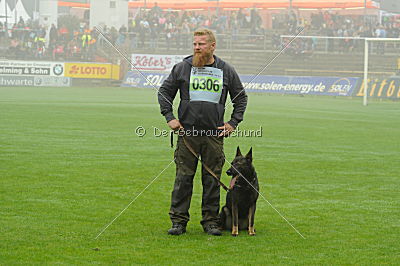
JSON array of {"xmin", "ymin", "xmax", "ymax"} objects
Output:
[{"xmin": 167, "ymin": 119, "xmax": 183, "ymax": 131}]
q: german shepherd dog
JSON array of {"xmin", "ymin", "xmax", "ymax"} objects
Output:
[{"xmin": 219, "ymin": 147, "xmax": 259, "ymax": 236}]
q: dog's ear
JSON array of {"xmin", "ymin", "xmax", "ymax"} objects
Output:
[
  {"xmin": 236, "ymin": 146, "xmax": 242, "ymax": 157},
  {"xmin": 246, "ymin": 147, "xmax": 252, "ymax": 162}
]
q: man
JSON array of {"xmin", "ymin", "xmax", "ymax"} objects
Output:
[
  {"xmin": 49, "ymin": 24, "xmax": 58, "ymax": 44},
  {"xmin": 81, "ymin": 29, "xmax": 92, "ymax": 60},
  {"xmin": 158, "ymin": 29, "xmax": 247, "ymax": 236}
]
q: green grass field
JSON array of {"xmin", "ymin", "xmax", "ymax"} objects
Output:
[{"xmin": 1, "ymin": 86, "xmax": 399, "ymax": 264}]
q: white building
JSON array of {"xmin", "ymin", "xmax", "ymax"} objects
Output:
[
  {"xmin": 38, "ymin": 0, "xmax": 58, "ymax": 29},
  {"xmin": 90, "ymin": 0, "xmax": 129, "ymax": 30}
]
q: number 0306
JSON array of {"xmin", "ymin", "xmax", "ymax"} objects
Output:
[{"xmin": 192, "ymin": 77, "xmax": 221, "ymax": 92}]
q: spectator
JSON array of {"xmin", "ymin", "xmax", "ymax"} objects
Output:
[
  {"xmin": 165, "ymin": 19, "xmax": 174, "ymax": 50},
  {"xmin": 17, "ymin": 17, "xmax": 25, "ymax": 28},
  {"xmin": 150, "ymin": 2, "xmax": 163, "ymax": 16},
  {"xmin": 66, "ymin": 34, "xmax": 81, "ymax": 59},
  {"xmin": 128, "ymin": 19, "xmax": 138, "ymax": 49},
  {"xmin": 237, "ymin": 8, "xmax": 245, "ymax": 28},
  {"xmin": 109, "ymin": 26, "xmax": 119, "ymax": 45},
  {"xmin": 375, "ymin": 24, "xmax": 387, "ymax": 55},
  {"xmin": 34, "ymin": 34, "xmax": 46, "ymax": 59},
  {"xmin": 271, "ymin": 31, "xmax": 280, "ymax": 49},
  {"xmin": 81, "ymin": 29, "xmax": 92, "ymax": 60},
  {"xmin": 149, "ymin": 18, "xmax": 159, "ymax": 49},
  {"xmin": 49, "ymin": 24, "xmax": 58, "ymax": 43},
  {"xmin": 8, "ymin": 38, "xmax": 22, "ymax": 59},
  {"xmin": 139, "ymin": 17, "xmax": 149, "ymax": 48},
  {"xmin": 116, "ymin": 25, "xmax": 128, "ymax": 46}
]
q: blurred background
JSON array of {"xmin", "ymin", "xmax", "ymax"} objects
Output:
[{"xmin": 1, "ymin": 0, "xmax": 399, "ymax": 88}]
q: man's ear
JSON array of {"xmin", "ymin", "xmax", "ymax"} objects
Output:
[
  {"xmin": 246, "ymin": 147, "xmax": 252, "ymax": 162},
  {"xmin": 211, "ymin": 41, "xmax": 216, "ymax": 51}
]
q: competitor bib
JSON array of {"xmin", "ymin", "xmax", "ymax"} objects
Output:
[{"xmin": 189, "ymin": 67, "xmax": 223, "ymax": 103}]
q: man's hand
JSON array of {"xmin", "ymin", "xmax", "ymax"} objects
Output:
[
  {"xmin": 167, "ymin": 119, "xmax": 183, "ymax": 131},
  {"xmin": 218, "ymin": 122, "xmax": 235, "ymax": 137}
]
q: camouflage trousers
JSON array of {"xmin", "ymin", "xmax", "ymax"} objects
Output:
[{"xmin": 169, "ymin": 135, "xmax": 224, "ymax": 228}]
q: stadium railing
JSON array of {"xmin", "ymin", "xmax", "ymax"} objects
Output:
[{"xmin": 280, "ymin": 35, "xmax": 400, "ymax": 55}]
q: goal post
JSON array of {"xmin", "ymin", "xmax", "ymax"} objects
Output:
[{"xmin": 363, "ymin": 38, "xmax": 400, "ymax": 106}]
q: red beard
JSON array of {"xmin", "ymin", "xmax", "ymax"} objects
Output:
[{"xmin": 192, "ymin": 50, "xmax": 213, "ymax": 67}]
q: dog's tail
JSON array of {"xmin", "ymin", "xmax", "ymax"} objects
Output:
[{"xmin": 218, "ymin": 206, "xmax": 230, "ymax": 230}]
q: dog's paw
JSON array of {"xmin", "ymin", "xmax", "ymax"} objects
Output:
[
  {"xmin": 248, "ymin": 227, "xmax": 256, "ymax": 236},
  {"xmin": 232, "ymin": 226, "xmax": 239, "ymax": 236}
]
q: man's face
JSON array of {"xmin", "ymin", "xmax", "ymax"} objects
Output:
[{"xmin": 192, "ymin": 35, "xmax": 215, "ymax": 67}]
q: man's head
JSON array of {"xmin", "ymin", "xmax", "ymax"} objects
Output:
[{"xmin": 192, "ymin": 28, "xmax": 216, "ymax": 67}]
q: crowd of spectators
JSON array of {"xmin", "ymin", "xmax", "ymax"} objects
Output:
[
  {"xmin": 273, "ymin": 10, "xmax": 400, "ymax": 56},
  {"xmin": 273, "ymin": 10, "xmax": 400, "ymax": 38},
  {"xmin": 1, "ymin": 6, "xmax": 264, "ymax": 60},
  {"xmin": 1, "ymin": 7, "xmax": 399, "ymax": 61},
  {"xmin": 1, "ymin": 16, "xmax": 99, "ymax": 61},
  {"xmin": 121, "ymin": 6, "xmax": 264, "ymax": 50}
]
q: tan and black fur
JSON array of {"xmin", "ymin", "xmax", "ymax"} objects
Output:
[{"xmin": 219, "ymin": 147, "xmax": 259, "ymax": 236}]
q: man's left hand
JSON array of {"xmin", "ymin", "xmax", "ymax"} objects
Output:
[{"xmin": 218, "ymin": 123, "xmax": 235, "ymax": 137}]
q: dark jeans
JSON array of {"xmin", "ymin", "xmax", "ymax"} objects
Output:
[{"xmin": 169, "ymin": 135, "xmax": 224, "ymax": 228}]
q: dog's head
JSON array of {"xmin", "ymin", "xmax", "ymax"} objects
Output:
[{"xmin": 226, "ymin": 147, "xmax": 254, "ymax": 189}]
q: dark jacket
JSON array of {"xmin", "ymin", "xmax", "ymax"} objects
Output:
[{"xmin": 158, "ymin": 55, "xmax": 247, "ymax": 130}]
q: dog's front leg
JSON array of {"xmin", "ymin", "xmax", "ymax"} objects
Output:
[
  {"xmin": 231, "ymin": 201, "xmax": 239, "ymax": 236},
  {"xmin": 248, "ymin": 204, "xmax": 256, "ymax": 236}
]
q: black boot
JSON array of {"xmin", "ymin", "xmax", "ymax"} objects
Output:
[
  {"xmin": 167, "ymin": 223, "xmax": 186, "ymax": 235},
  {"xmin": 204, "ymin": 224, "xmax": 222, "ymax": 236}
]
